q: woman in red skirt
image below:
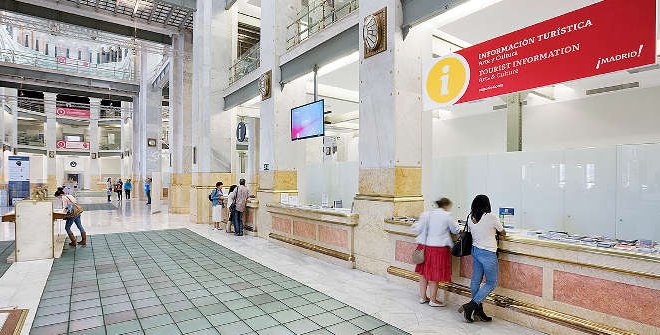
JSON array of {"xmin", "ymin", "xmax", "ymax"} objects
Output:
[{"xmin": 412, "ymin": 198, "xmax": 459, "ymax": 307}]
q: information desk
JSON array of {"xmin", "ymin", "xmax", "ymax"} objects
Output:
[
  {"xmin": 2, "ymin": 201, "xmax": 68, "ymax": 262},
  {"xmin": 384, "ymin": 218, "xmax": 659, "ymax": 335},
  {"xmin": 266, "ymin": 203, "xmax": 358, "ymax": 268}
]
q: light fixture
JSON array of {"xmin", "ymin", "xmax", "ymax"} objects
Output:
[{"xmin": 421, "ymin": 0, "xmax": 502, "ymax": 29}]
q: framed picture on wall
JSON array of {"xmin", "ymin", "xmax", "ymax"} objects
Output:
[
  {"xmin": 147, "ymin": 138, "xmax": 157, "ymax": 147},
  {"xmin": 91, "ymin": 152, "xmax": 97, "ymax": 159},
  {"xmin": 48, "ymin": 151, "xmax": 55, "ymax": 158}
]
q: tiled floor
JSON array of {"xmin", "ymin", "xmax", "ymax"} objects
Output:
[
  {"xmin": 0, "ymin": 240, "xmax": 14, "ymax": 278},
  {"xmin": 30, "ymin": 229, "xmax": 408, "ymax": 335}
]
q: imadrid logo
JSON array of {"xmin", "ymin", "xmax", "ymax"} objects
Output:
[{"xmin": 425, "ymin": 53, "xmax": 470, "ymax": 106}]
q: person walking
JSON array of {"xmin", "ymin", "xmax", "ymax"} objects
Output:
[
  {"xmin": 458, "ymin": 194, "xmax": 506, "ymax": 323},
  {"xmin": 145, "ymin": 178, "xmax": 152, "ymax": 205},
  {"xmin": 412, "ymin": 198, "xmax": 458, "ymax": 307},
  {"xmin": 232, "ymin": 179, "xmax": 250, "ymax": 236},
  {"xmin": 124, "ymin": 179, "xmax": 132, "ymax": 200},
  {"xmin": 209, "ymin": 182, "xmax": 224, "ymax": 230},
  {"xmin": 106, "ymin": 178, "xmax": 112, "ymax": 202},
  {"xmin": 55, "ymin": 187, "xmax": 86, "ymax": 247},
  {"xmin": 115, "ymin": 179, "xmax": 123, "ymax": 201}
]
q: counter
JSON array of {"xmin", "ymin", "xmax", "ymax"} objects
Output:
[
  {"xmin": 266, "ymin": 203, "xmax": 358, "ymax": 267},
  {"xmin": 384, "ymin": 218, "xmax": 659, "ymax": 335}
]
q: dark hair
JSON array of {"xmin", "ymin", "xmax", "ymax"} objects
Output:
[
  {"xmin": 239, "ymin": 178, "xmax": 246, "ymax": 186},
  {"xmin": 228, "ymin": 185, "xmax": 237, "ymax": 194},
  {"xmin": 54, "ymin": 187, "xmax": 65, "ymax": 197},
  {"xmin": 216, "ymin": 181, "xmax": 223, "ymax": 187},
  {"xmin": 435, "ymin": 197, "xmax": 452, "ymax": 209},
  {"xmin": 470, "ymin": 194, "xmax": 491, "ymax": 223}
]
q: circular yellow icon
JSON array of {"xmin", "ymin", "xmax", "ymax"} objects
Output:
[{"xmin": 425, "ymin": 54, "xmax": 470, "ymax": 106}]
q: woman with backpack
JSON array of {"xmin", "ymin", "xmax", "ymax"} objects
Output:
[
  {"xmin": 411, "ymin": 198, "xmax": 458, "ymax": 307},
  {"xmin": 458, "ymin": 194, "xmax": 506, "ymax": 323},
  {"xmin": 55, "ymin": 187, "xmax": 86, "ymax": 247},
  {"xmin": 209, "ymin": 182, "xmax": 224, "ymax": 230}
]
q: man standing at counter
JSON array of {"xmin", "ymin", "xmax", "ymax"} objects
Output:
[{"xmin": 233, "ymin": 178, "xmax": 250, "ymax": 236}]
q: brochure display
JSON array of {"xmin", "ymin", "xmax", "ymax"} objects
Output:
[{"xmin": 7, "ymin": 156, "xmax": 30, "ymax": 206}]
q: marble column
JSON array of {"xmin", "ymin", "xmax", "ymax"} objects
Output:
[
  {"xmin": 44, "ymin": 92, "xmax": 58, "ymax": 193},
  {"xmin": 504, "ymin": 93, "xmax": 527, "ymax": 152},
  {"xmin": 189, "ymin": 0, "xmax": 237, "ymax": 223},
  {"xmin": 256, "ymin": 0, "xmax": 306, "ymax": 238},
  {"xmin": 120, "ymin": 101, "xmax": 133, "ymax": 179},
  {"xmin": 246, "ymin": 117, "xmax": 259, "ymax": 195},
  {"xmin": 353, "ymin": 0, "xmax": 431, "ymax": 275},
  {"xmin": 88, "ymin": 98, "xmax": 101, "ymax": 190},
  {"xmin": 0, "ymin": 88, "xmax": 15, "ymax": 188},
  {"xmin": 169, "ymin": 33, "xmax": 194, "ymax": 214}
]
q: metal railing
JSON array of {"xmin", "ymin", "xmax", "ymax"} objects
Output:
[
  {"xmin": 17, "ymin": 134, "xmax": 45, "ymax": 147},
  {"xmin": 228, "ymin": 42, "xmax": 260, "ymax": 86},
  {"xmin": 17, "ymin": 97, "xmax": 45, "ymax": 113},
  {"xmin": 100, "ymin": 143, "xmax": 121, "ymax": 151},
  {"xmin": 100, "ymin": 106, "xmax": 122, "ymax": 119},
  {"xmin": 286, "ymin": 0, "xmax": 359, "ymax": 50},
  {"xmin": 0, "ymin": 49, "xmax": 136, "ymax": 81}
]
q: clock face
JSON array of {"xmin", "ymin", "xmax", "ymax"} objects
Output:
[
  {"xmin": 259, "ymin": 72, "xmax": 270, "ymax": 98},
  {"xmin": 363, "ymin": 15, "xmax": 380, "ymax": 51}
]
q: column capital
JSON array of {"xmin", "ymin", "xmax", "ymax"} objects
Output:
[{"xmin": 89, "ymin": 97, "xmax": 102, "ymax": 106}]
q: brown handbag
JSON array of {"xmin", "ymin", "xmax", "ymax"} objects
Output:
[
  {"xmin": 66, "ymin": 195, "xmax": 84, "ymax": 218},
  {"xmin": 412, "ymin": 216, "xmax": 430, "ymax": 265}
]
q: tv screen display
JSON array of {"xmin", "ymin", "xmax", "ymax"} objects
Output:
[{"xmin": 291, "ymin": 100, "xmax": 324, "ymax": 141}]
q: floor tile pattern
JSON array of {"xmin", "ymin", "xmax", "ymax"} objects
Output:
[
  {"xmin": 30, "ymin": 229, "xmax": 408, "ymax": 335},
  {"xmin": 0, "ymin": 240, "xmax": 14, "ymax": 278}
]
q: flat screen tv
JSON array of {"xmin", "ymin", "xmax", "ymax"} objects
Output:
[{"xmin": 291, "ymin": 100, "xmax": 324, "ymax": 141}]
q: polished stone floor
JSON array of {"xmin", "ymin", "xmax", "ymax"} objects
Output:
[
  {"xmin": 0, "ymin": 197, "xmax": 542, "ymax": 335},
  {"xmin": 0, "ymin": 240, "xmax": 14, "ymax": 278},
  {"xmin": 31, "ymin": 229, "xmax": 407, "ymax": 335}
]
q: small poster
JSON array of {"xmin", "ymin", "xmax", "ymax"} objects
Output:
[
  {"xmin": 8, "ymin": 156, "xmax": 30, "ymax": 205},
  {"xmin": 499, "ymin": 207, "xmax": 515, "ymax": 228}
]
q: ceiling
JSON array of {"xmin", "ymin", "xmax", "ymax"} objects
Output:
[{"xmin": 37, "ymin": 0, "xmax": 194, "ymax": 30}]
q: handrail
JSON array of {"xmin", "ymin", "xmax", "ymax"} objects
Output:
[
  {"xmin": 286, "ymin": 0, "xmax": 359, "ymax": 50},
  {"xmin": 228, "ymin": 42, "xmax": 260, "ymax": 86},
  {"xmin": 0, "ymin": 49, "xmax": 136, "ymax": 81}
]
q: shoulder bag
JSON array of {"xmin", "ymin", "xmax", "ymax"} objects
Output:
[
  {"xmin": 412, "ymin": 216, "xmax": 430, "ymax": 265},
  {"xmin": 65, "ymin": 195, "xmax": 84, "ymax": 218},
  {"xmin": 451, "ymin": 214, "xmax": 473, "ymax": 257}
]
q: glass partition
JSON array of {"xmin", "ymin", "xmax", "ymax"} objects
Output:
[
  {"xmin": 298, "ymin": 160, "xmax": 359, "ymax": 209},
  {"xmin": 427, "ymin": 143, "xmax": 660, "ymax": 241}
]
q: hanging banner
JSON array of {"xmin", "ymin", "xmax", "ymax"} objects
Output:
[
  {"xmin": 56, "ymin": 140, "xmax": 90, "ymax": 150},
  {"xmin": 423, "ymin": 0, "xmax": 657, "ymax": 109},
  {"xmin": 56, "ymin": 107, "xmax": 90, "ymax": 119}
]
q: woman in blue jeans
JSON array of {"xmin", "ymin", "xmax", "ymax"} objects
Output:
[
  {"xmin": 55, "ymin": 187, "xmax": 86, "ymax": 247},
  {"xmin": 458, "ymin": 195, "xmax": 506, "ymax": 323}
]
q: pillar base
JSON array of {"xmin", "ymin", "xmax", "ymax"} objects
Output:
[
  {"xmin": 189, "ymin": 172, "xmax": 235, "ymax": 224},
  {"xmin": 169, "ymin": 173, "xmax": 192, "ymax": 214}
]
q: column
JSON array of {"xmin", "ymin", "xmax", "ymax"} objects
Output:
[
  {"xmin": 353, "ymin": 1, "xmax": 431, "ymax": 274},
  {"xmin": 245, "ymin": 117, "xmax": 259, "ymax": 195},
  {"xmin": 88, "ymin": 98, "xmax": 101, "ymax": 190},
  {"xmin": 44, "ymin": 92, "xmax": 58, "ymax": 193},
  {"xmin": 504, "ymin": 93, "xmax": 527, "ymax": 152},
  {"xmin": 168, "ymin": 33, "xmax": 194, "ymax": 214},
  {"xmin": 189, "ymin": 0, "xmax": 237, "ymax": 223},
  {"xmin": 120, "ymin": 101, "xmax": 133, "ymax": 179},
  {"xmin": 0, "ymin": 88, "xmax": 14, "ymax": 188},
  {"xmin": 255, "ymin": 0, "xmax": 306, "ymax": 238}
]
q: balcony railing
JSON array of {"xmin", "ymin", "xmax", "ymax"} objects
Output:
[
  {"xmin": 100, "ymin": 106, "xmax": 122, "ymax": 119},
  {"xmin": 228, "ymin": 42, "xmax": 260, "ymax": 86},
  {"xmin": 286, "ymin": 0, "xmax": 359, "ymax": 50},
  {"xmin": 17, "ymin": 97, "xmax": 45, "ymax": 113},
  {"xmin": 100, "ymin": 143, "xmax": 121, "ymax": 151},
  {"xmin": 0, "ymin": 49, "xmax": 136, "ymax": 81},
  {"xmin": 17, "ymin": 134, "xmax": 45, "ymax": 147}
]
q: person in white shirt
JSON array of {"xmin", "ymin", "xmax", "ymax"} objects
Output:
[
  {"xmin": 458, "ymin": 194, "xmax": 506, "ymax": 323},
  {"xmin": 411, "ymin": 198, "xmax": 459, "ymax": 307}
]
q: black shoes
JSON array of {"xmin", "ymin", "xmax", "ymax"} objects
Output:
[
  {"xmin": 458, "ymin": 300, "xmax": 478, "ymax": 323},
  {"xmin": 474, "ymin": 303, "xmax": 492, "ymax": 322}
]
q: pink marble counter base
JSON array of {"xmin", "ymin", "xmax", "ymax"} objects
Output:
[
  {"xmin": 272, "ymin": 216, "xmax": 292, "ymax": 234},
  {"xmin": 395, "ymin": 240, "xmax": 417, "ymax": 265},
  {"xmin": 554, "ymin": 270, "xmax": 660, "ymax": 327},
  {"xmin": 318, "ymin": 226, "xmax": 348, "ymax": 249},
  {"xmin": 461, "ymin": 256, "xmax": 543, "ymax": 297},
  {"xmin": 293, "ymin": 220, "xmax": 316, "ymax": 240}
]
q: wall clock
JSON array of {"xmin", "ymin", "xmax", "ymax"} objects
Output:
[
  {"xmin": 260, "ymin": 70, "xmax": 272, "ymax": 101},
  {"xmin": 363, "ymin": 8, "xmax": 387, "ymax": 58}
]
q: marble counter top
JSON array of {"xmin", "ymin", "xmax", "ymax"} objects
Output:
[{"xmin": 266, "ymin": 203, "xmax": 358, "ymax": 226}]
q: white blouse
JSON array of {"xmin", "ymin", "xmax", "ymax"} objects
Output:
[
  {"xmin": 411, "ymin": 209, "xmax": 459, "ymax": 247},
  {"xmin": 470, "ymin": 213, "xmax": 504, "ymax": 253}
]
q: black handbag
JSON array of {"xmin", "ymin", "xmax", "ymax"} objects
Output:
[{"xmin": 451, "ymin": 214, "xmax": 473, "ymax": 257}]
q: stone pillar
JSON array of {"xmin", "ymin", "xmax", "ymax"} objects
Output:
[
  {"xmin": 169, "ymin": 33, "xmax": 194, "ymax": 214},
  {"xmin": 120, "ymin": 101, "xmax": 133, "ymax": 179},
  {"xmin": 0, "ymin": 88, "xmax": 14, "ymax": 188},
  {"xmin": 256, "ymin": 0, "xmax": 306, "ymax": 238},
  {"xmin": 246, "ymin": 117, "xmax": 259, "ymax": 194},
  {"xmin": 44, "ymin": 92, "xmax": 58, "ymax": 193},
  {"xmin": 88, "ymin": 98, "xmax": 101, "ymax": 190},
  {"xmin": 353, "ymin": 1, "xmax": 431, "ymax": 274},
  {"xmin": 189, "ymin": 0, "xmax": 237, "ymax": 224}
]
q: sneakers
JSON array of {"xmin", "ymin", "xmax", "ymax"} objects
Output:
[
  {"xmin": 429, "ymin": 300, "xmax": 446, "ymax": 307},
  {"xmin": 419, "ymin": 298, "xmax": 430, "ymax": 304}
]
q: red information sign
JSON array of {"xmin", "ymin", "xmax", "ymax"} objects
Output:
[
  {"xmin": 423, "ymin": 0, "xmax": 657, "ymax": 108},
  {"xmin": 56, "ymin": 107, "xmax": 90, "ymax": 119},
  {"xmin": 56, "ymin": 140, "xmax": 90, "ymax": 150}
]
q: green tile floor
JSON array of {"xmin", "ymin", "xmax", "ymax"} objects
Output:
[
  {"xmin": 30, "ymin": 229, "xmax": 409, "ymax": 335},
  {"xmin": 0, "ymin": 240, "xmax": 15, "ymax": 278}
]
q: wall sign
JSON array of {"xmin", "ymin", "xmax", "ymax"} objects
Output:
[
  {"xmin": 56, "ymin": 140, "xmax": 90, "ymax": 150},
  {"xmin": 8, "ymin": 156, "xmax": 30, "ymax": 205},
  {"xmin": 56, "ymin": 107, "xmax": 90, "ymax": 119},
  {"xmin": 423, "ymin": 0, "xmax": 656, "ymax": 109}
]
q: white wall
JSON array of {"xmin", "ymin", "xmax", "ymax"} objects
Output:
[{"xmin": 99, "ymin": 157, "xmax": 121, "ymax": 177}]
